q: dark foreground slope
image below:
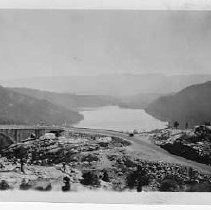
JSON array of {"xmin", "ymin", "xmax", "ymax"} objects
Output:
[
  {"xmin": 146, "ymin": 81, "xmax": 211, "ymax": 127},
  {"xmin": 0, "ymin": 85, "xmax": 82, "ymax": 125}
]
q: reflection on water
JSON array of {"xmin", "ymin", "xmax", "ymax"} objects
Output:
[{"xmin": 75, "ymin": 106, "xmax": 167, "ymax": 132}]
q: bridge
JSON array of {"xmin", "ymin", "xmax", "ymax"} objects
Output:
[{"xmin": 0, "ymin": 125, "xmax": 65, "ymax": 144}]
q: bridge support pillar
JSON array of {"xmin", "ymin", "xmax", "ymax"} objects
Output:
[{"xmin": 14, "ymin": 129, "xmax": 18, "ymax": 143}]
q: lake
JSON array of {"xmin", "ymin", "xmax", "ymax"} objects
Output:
[{"xmin": 74, "ymin": 106, "xmax": 167, "ymax": 132}]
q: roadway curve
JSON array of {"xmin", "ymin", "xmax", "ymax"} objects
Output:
[{"xmin": 69, "ymin": 127, "xmax": 211, "ymax": 174}]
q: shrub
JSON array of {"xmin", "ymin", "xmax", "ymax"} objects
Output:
[
  {"xmin": 111, "ymin": 180, "xmax": 125, "ymax": 191},
  {"xmin": 123, "ymin": 158, "xmax": 136, "ymax": 167},
  {"xmin": 159, "ymin": 179, "xmax": 179, "ymax": 192},
  {"xmin": 81, "ymin": 154, "xmax": 99, "ymax": 163},
  {"xmin": 80, "ymin": 171, "xmax": 100, "ymax": 186},
  {"xmin": 101, "ymin": 170, "xmax": 110, "ymax": 182},
  {"xmin": 0, "ymin": 180, "xmax": 10, "ymax": 190},
  {"xmin": 35, "ymin": 183, "xmax": 52, "ymax": 191},
  {"xmin": 19, "ymin": 179, "xmax": 32, "ymax": 190},
  {"xmin": 98, "ymin": 142, "xmax": 109, "ymax": 147},
  {"xmin": 62, "ymin": 176, "xmax": 71, "ymax": 192},
  {"xmin": 187, "ymin": 183, "xmax": 211, "ymax": 192},
  {"xmin": 111, "ymin": 137, "xmax": 131, "ymax": 147},
  {"xmin": 126, "ymin": 171, "xmax": 138, "ymax": 189},
  {"xmin": 173, "ymin": 121, "xmax": 179, "ymax": 129},
  {"xmin": 126, "ymin": 166, "xmax": 150, "ymax": 191}
]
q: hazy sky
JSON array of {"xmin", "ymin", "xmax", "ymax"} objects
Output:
[{"xmin": 0, "ymin": 10, "xmax": 211, "ymax": 79}]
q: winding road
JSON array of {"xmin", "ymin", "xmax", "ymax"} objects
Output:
[{"xmin": 69, "ymin": 127, "xmax": 211, "ymax": 174}]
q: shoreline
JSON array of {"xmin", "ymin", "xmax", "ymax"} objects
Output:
[{"xmin": 73, "ymin": 105, "xmax": 167, "ymax": 133}]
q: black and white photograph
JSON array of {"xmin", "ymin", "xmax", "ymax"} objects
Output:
[{"xmin": 0, "ymin": 0, "xmax": 211, "ymax": 205}]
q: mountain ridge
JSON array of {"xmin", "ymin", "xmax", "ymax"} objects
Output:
[
  {"xmin": 3, "ymin": 74, "xmax": 211, "ymax": 96},
  {"xmin": 145, "ymin": 81, "xmax": 211, "ymax": 127},
  {"xmin": 0, "ymin": 85, "xmax": 83, "ymax": 125},
  {"xmin": 10, "ymin": 87, "xmax": 118, "ymax": 111}
]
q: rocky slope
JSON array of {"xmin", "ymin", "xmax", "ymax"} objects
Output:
[
  {"xmin": 152, "ymin": 127, "xmax": 211, "ymax": 165},
  {"xmin": 1, "ymin": 130, "xmax": 211, "ymax": 192}
]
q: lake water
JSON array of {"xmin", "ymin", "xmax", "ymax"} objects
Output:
[{"xmin": 74, "ymin": 106, "xmax": 167, "ymax": 132}]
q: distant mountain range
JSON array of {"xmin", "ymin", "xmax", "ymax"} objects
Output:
[
  {"xmin": 1, "ymin": 74, "xmax": 211, "ymax": 128},
  {"xmin": 117, "ymin": 93, "xmax": 164, "ymax": 109},
  {"xmin": 0, "ymin": 85, "xmax": 82, "ymax": 125},
  {"xmin": 11, "ymin": 87, "xmax": 162, "ymax": 110},
  {"xmin": 2, "ymin": 74, "xmax": 211, "ymax": 96},
  {"xmin": 146, "ymin": 81, "xmax": 211, "ymax": 127},
  {"xmin": 11, "ymin": 87, "xmax": 118, "ymax": 111}
]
